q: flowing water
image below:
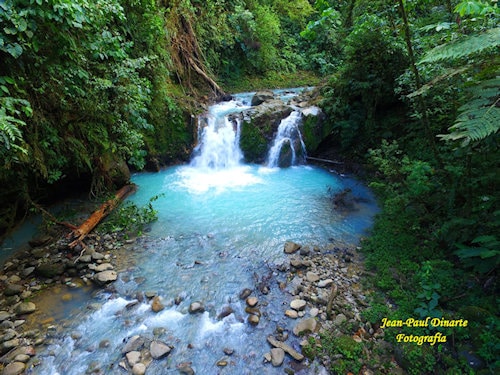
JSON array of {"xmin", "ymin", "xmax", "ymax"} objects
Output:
[{"xmin": 30, "ymin": 89, "xmax": 378, "ymax": 374}]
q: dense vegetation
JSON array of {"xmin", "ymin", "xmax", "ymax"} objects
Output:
[{"xmin": 1, "ymin": 0, "xmax": 498, "ymax": 373}]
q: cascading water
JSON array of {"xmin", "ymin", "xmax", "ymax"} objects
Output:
[
  {"xmin": 266, "ymin": 110, "xmax": 307, "ymax": 168},
  {"xmin": 28, "ymin": 89, "xmax": 378, "ymax": 375}
]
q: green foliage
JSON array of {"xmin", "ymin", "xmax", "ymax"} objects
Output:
[
  {"xmin": 101, "ymin": 195, "xmax": 161, "ymax": 236},
  {"xmin": 455, "ymin": 235, "xmax": 500, "ymax": 274},
  {"xmin": 420, "ymin": 28, "xmax": 500, "ymax": 64},
  {"xmin": 438, "ymin": 77, "xmax": 499, "ymax": 147},
  {"xmin": 414, "ymin": 261, "xmax": 443, "ymax": 319}
]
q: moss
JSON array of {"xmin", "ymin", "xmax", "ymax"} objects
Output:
[{"xmin": 239, "ymin": 120, "xmax": 269, "ymax": 163}]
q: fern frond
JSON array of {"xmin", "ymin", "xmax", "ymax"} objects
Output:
[
  {"xmin": 438, "ymin": 77, "xmax": 500, "ymax": 146},
  {"xmin": 419, "ymin": 28, "xmax": 500, "ymax": 64}
]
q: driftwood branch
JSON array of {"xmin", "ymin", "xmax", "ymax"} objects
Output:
[
  {"xmin": 187, "ymin": 57, "xmax": 226, "ymax": 97},
  {"xmin": 67, "ymin": 184, "xmax": 136, "ymax": 248},
  {"xmin": 326, "ymin": 283, "xmax": 338, "ymax": 320}
]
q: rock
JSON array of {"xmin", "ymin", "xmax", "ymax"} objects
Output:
[
  {"xmin": 188, "ymin": 302, "xmax": 204, "ymax": 314},
  {"xmin": 122, "ymin": 335, "xmax": 145, "ymax": 354},
  {"xmin": 317, "ymin": 279, "xmax": 333, "ymax": 288},
  {"xmin": 15, "ymin": 302, "xmax": 36, "ymax": 315},
  {"xmin": 271, "ymin": 347, "xmax": 285, "ymax": 366},
  {"xmin": 334, "ymin": 313, "xmax": 347, "ymax": 326},
  {"xmin": 290, "ymin": 299, "xmax": 307, "ymax": 311},
  {"xmin": 132, "ymin": 363, "xmax": 146, "ymax": 375},
  {"xmin": 2, "ymin": 361, "xmax": 26, "ymax": 375},
  {"xmin": 36, "ymin": 263, "xmax": 65, "ymax": 278},
  {"xmin": 251, "ymin": 90, "xmax": 275, "ymax": 106},
  {"xmin": 248, "ymin": 314, "xmax": 260, "ymax": 326},
  {"xmin": 21, "ymin": 267, "xmax": 35, "ymax": 277},
  {"xmin": 3, "ymin": 283, "xmax": 24, "ymax": 296},
  {"xmin": 306, "ymin": 272, "xmax": 320, "ymax": 282},
  {"xmin": 1, "ymin": 339, "xmax": 20, "ymax": 353},
  {"xmin": 150, "ymin": 340, "xmax": 172, "ymax": 359},
  {"xmin": 151, "ymin": 296, "xmax": 165, "ymax": 313},
  {"xmin": 91, "ymin": 251, "xmax": 105, "ymax": 260},
  {"xmin": 216, "ymin": 358, "xmax": 228, "ymax": 366},
  {"xmin": 93, "ymin": 270, "xmax": 117, "ymax": 284},
  {"xmin": 93, "ymin": 263, "xmax": 114, "ymax": 272},
  {"xmin": 293, "ymin": 318, "xmax": 317, "ymax": 336},
  {"xmin": 246, "ymin": 296, "xmax": 258, "ymax": 307},
  {"xmin": 79, "ymin": 255, "xmax": 92, "ymax": 263},
  {"xmin": 14, "ymin": 354, "xmax": 30, "ymax": 363},
  {"xmin": 284, "ymin": 241, "xmax": 301, "ymax": 254},
  {"xmin": 28, "ymin": 235, "xmax": 52, "ymax": 248},
  {"xmin": 178, "ymin": 363, "xmax": 195, "ymax": 375},
  {"xmin": 217, "ymin": 305, "xmax": 234, "ymax": 320},
  {"xmin": 239, "ymin": 288, "xmax": 252, "ymax": 300},
  {"xmin": 126, "ymin": 350, "xmax": 141, "ymax": 366},
  {"xmin": 285, "ymin": 310, "xmax": 298, "ymax": 319},
  {"xmin": 267, "ymin": 336, "xmax": 304, "ymax": 361},
  {"xmin": 310, "ymin": 308, "xmax": 319, "ymax": 317},
  {"xmin": 0, "ymin": 311, "xmax": 11, "ymax": 321}
]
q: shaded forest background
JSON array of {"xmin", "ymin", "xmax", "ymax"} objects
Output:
[{"xmin": 1, "ymin": 0, "xmax": 499, "ymax": 373}]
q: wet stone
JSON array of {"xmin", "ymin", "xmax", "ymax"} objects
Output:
[
  {"xmin": 188, "ymin": 302, "xmax": 204, "ymax": 314},
  {"xmin": 132, "ymin": 363, "xmax": 146, "ymax": 375},
  {"xmin": 2, "ymin": 361, "xmax": 26, "ymax": 375},
  {"xmin": 15, "ymin": 302, "xmax": 36, "ymax": 315},
  {"xmin": 246, "ymin": 296, "xmax": 258, "ymax": 307},
  {"xmin": 150, "ymin": 340, "xmax": 172, "ymax": 359},
  {"xmin": 151, "ymin": 296, "xmax": 165, "ymax": 313},
  {"xmin": 239, "ymin": 288, "xmax": 252, "ymax": 300},
  {"xmin": 290, "ymin": 299, "xmax": 307, "ymax": 311},
  {"xmin": 271, "ymin": 347, "xmax": 285, "ymax": 367}
]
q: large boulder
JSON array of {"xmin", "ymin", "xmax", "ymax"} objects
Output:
[
  {"xmin": 239, "ymin": 101, "xmax": 293, "ymax": 163},
  {"xmin": 251, "ymin": 90, "xmax": 275, "ymax": 106}
]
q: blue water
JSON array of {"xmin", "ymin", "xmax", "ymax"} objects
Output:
[{"xmin": 29, "ymin": 89, "xmax": 378, "ymax": 374}]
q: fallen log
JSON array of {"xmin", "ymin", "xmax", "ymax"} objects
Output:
[{"xmin": 68, "ymin": 184, "xmax": 137, "ymax": 248}]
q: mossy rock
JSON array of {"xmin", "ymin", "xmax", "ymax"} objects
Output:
[{"xmin": 36, "ymin": 262, "xmax": 66, "ymax": 278}]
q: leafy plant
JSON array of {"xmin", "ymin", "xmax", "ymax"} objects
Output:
[{"xmin": 455, "ymin": 235, "xmax": 500, "ymax": 274}]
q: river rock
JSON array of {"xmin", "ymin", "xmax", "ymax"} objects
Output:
[
  {"xmin": 122, "ymin": 335, "xmax": 145, "ymax": 354},
  {"xmin": 28, "ymin": 235, "xmax": 52, "ymax": 248},
  {"xmin": 4, "ymin": 283, "xmax": 24, "ymax": 296},
  {"xmin": 132, "ymin": 363, "xmax": 146, "ymax": 375},
  {"xmin": 2, "ymin": 361, "xmax": 26, "ymax": 375},
  {"xmin": 188, "ymin": 302, "xmax": 204, "ymax": 314},
  {"xmin": 36, "ymin": 263, "xmax": 65, "ymax": 278},
  {"xmin": 151, "ymin": 296, "xmax": 165, "ymax": 312},
  {"xmin": 22, "ymin": 266, "xmax": 35, "ymax": 277},
  {"xmin": 0, "ymin": 311, "xmax": 11, "ymax": 321},
  {"xmin": 246, "ymin": 296, "xmax": 258, "ymax": 307},
  {"xmin": 126, "ymin": 350, "xmax": 141, "ymax": 366},
  {"xmin": 290, "ymin": 299, "xmax": 307, "ymax": 311},
  {"xmin": 15, "ymin": 302, "xmax": 36, "ymax": 315},
  {"xmin": 239, "ymin": 288, "xmax": 252, "ymax": 299},
  {"xmin": 13, "ymin": 354, "xmax": 30, "ymax": 363},
  {"xmin": 267, "ymin": 335, "xmax": 304, "ymax": 361},
  {"xmin": 306, "ymin": 272, "xmax": 320, "ymax": 282},
  {"xmin": 284, "ymin": 241, "xmax": 301, "ymax": 254},
  {"xmin": 93, "ymin": 263, "xmax": 114, "ymax": 272},
  {"xmin": 293, "ymin": 318, "xmax": 317, "ymax": 336},
  {"xmin": 271, "ymin": 347, "xmax": 285, "ymax": 366},
  {"xmin": 217, "ymin": 305, "xmax": 234, "ymax": 320},
  {"xmin": 248, "ymin": 314, "xmax": 260, "ymax": 326},
  {"xmin": 150, "ymin": 340, "xmax": 172, "ymax": 359},
  {"xmin": 93, "ymin": 270, "xmax": 117, "ymax": 284},
  {"xmin": 334, "ymin": 313, "xmax": 347, "ymax": 326},
  {"xmin": 178, "ymin": 363, "xmax": 195, "ymax": 375},
  {"xmin": 1, "ymin": 339, "xmax": 20, "ymax": 353},
  {"xmin": 317, "ymin": 279, "xmax": 333, "ymax": 288},
  {"xmin": 251, "ymin": 90, "xmax": 275, "ymax": 106}
]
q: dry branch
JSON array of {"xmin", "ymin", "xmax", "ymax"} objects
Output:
[{"xmin": 68, "ymin": 184, "xmax": 136, "ymax": 248}]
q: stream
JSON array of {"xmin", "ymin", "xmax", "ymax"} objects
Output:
[{"xmin": 27, "ymin": 88, "xmax": 378, "ymax": 374}]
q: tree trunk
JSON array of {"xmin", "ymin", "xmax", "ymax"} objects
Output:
[{"xmin": 68, "ymin": 184, "xmax": 136, "ymax": 248}]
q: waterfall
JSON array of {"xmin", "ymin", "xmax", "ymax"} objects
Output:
[
  {"xmin": 267, "ymin": 110, "xmax": 307, "ymax": 168},
  {"xmin": 190, "ymin": 97, "xmax": 252, "ymax": 170}
]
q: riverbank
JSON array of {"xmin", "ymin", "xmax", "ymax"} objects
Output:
[{"xmin": 0, "ymin": 218, "xmax": 402, "ymax": 375}]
